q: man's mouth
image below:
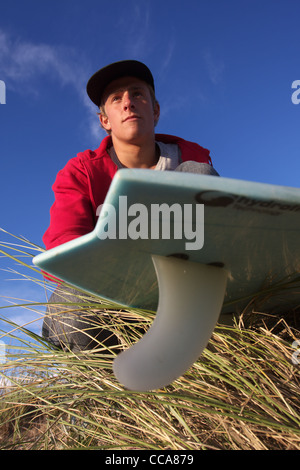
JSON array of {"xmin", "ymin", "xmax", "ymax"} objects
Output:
[{"xmin": 123, "ymin": 115, "xmax": 140, "ymax": 122}]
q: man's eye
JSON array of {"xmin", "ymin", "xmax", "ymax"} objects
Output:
[{"xmin": 112, "ymin": 95, "xmax": 121, "ymax": 102}]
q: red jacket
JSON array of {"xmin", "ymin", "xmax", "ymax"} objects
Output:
[{"xmin": 43, "ymin": 134, "xmax": 213, "ymax": 250}]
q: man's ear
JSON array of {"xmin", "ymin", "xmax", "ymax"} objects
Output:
[
  {"xmin": 153, "ymin": 101, "xmax": 160, "ymax": 127},
  {"xmin": 99, "ymin": 113, "xmax": 111, "ymax": 132}
]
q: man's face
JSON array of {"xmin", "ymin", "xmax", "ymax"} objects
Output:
[{"xmin": 99, "ymin": 76, "xmax": 160, "ymax": 145}]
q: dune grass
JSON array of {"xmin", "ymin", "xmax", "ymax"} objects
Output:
[{"xmin": 0, "ymin": 229, "xmax": 299, "ymax": 450}]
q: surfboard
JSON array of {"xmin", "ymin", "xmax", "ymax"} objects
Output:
[{"xmin": 33, "ymin": 169, "xmax": 300, "ymax": 391}]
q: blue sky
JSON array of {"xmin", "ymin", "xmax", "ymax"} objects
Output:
[{"xmin": 0, "ymin": 0, "xmax": 300, "ymax": 335}]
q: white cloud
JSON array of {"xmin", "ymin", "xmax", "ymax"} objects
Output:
[
  {"xmin": 202, "ymin": 49, "xmax": 225, "ymax": 85},
  {"xmin": 0, "ymin": 275, "xmax": 50, "ymax": 336},
  {"xmin": 0, "ymin": 29, "xmax": 88, "ymax": 88},
  {"xmin": 0, "ymin": 377, "xmax": 14, "ymax": 394},
  {"xmin": 0, "ymin": 298, "xmax": 44, "ymax": 336},
  {"xmin": 116, "ymin": 2, "xmax": 152, "ymax": 58},
  {"xmin": 0, "ymin": 29, "xmax": 102, "ymax": 141}
]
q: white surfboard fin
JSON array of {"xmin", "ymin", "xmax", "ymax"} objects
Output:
[{"xmin": 113, "ymin": 254, "xmax": 228, "ymax": 391}]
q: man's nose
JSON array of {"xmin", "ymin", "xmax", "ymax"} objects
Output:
[{"xmin": 123, "ymin": 91, "xmax": 135, "ymax": 110}]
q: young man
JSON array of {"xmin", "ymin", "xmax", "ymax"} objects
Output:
[{"xmin": 42, "ymin": 60, "xmax": 219, "ymax": 351}]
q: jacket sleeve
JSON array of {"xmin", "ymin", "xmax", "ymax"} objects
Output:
[{"xmin": 43, "ymin": 157, "xmax": 96, "ymax": 250}]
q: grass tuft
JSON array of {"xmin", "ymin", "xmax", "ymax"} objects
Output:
[{"xmin": 0, "ymin": 230, "xmax": 299, "ymax": 450}]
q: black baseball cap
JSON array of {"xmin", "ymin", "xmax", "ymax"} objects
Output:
[{"xmin": 86, "ymin": 60, "xmax": 155, "ymax": 107}]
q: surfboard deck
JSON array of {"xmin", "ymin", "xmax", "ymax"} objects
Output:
[{"xmin": 33, "ymin": 169, "xmax": 300, "ymax": 390}]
